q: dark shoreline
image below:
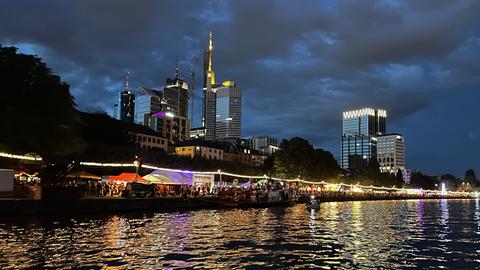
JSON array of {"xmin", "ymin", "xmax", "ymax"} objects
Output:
[{"xmin": 0, "ymin": 195, "xmax": 472, "ymax": 217}]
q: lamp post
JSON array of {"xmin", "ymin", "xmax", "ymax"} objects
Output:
[
  {"xmin": 134, "ymin": 155, "xmax": 139, "ymax": 183},
  {"xmin": 217, "ymin": 169, "xmax": 222, "ymax": 187}
]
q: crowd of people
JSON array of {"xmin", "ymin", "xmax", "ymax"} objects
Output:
[{"xmin": 13, "ymin": 174, "xmax": 470, "ymax": 201}]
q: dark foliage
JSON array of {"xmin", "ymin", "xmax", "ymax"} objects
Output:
[{"xmin": 0, "ymin": 45, "xmax": 85, "ymax": 161}]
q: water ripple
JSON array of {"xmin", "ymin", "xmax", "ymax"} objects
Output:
[{"xmin": 0, "ymin": 199, "xmax": 479, "ymax": 269}]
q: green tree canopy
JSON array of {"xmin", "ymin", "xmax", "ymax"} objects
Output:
[
  {"xmin": 273, "ymin": 137, "xmax": 340, "ymax": 180},
  {"xmin": 0, "ymin": 45, "xmax": 85, "ymax": 160}
]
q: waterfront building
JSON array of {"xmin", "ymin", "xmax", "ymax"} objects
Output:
[
  {"xmin": 215, "ymin": 81, "xmax": 241, "ymax": 141},
  {"xmin": 127, "ymin": 124, "xmax": 169, "ymax": 152},
  {"xmin": 376, "ymin": 134, "xmax": 406, "ymax": 174},
  {"xmin": 175, "ymin": 140, "xmax": 224, "ymax": 160},
  {"xmin": 174, "ymin": 140, "xmax": 266, "ymax": 166},
  {"xmin": 340, "ymin": 108, "xmax": 387, "ymax": 171},
  {"xmin": 190, "ymin": 127, "xmax": 206, "ymax": 139}
]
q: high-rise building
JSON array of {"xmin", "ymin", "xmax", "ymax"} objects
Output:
[
  {"xmin": 340, "ymin": 108, "xmax": 387, "ymax": 171},
  {"xmin": 118, "ymin": 90, "xmax": 135, "ymax": 123},
  {"xmin": 117, "ymin": 71, "xmax": 135, "ymax": 123},
  {"xmin": 202, "ymin": 32, "xmax": 217, "ymax": 141},
  {"xmin": 376, "ymin": 134, "xmax": 405, "ymax": 174},
  {"xmin": 134, "ymin": 87, "xmax": 162, "ymax": 126},
  {"xmin": 215, "ymin": 81, "xmax": 241, "ymax": 140},
  {"xmin": 164, "ymin": 65, "xmax": 189, "ymax": 118},
  {"xmin": 134, "ymin": 85, "xmax": 189, "ymax": 143}
]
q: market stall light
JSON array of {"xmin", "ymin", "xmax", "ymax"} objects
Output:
[
  {"xmin": 0, "ymin": 152, "xmax": 42, "ymax": 161},
  {"xmin": 78, "ymin": 159, "xmax": 474, "ymax": 196}
]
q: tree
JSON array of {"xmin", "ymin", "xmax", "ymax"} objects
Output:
[
  {"xmin": 465, "ymin": 169, "xmax": 479, "ymax": 187},
  {"xmin": 394, "ymin": 169, "xmax": 404, "ymax": 188},
  {"xmin": 273, "ymin": 137, "xmax": 340, "ymax": 180},
  {"xmin": 0, "ymin": 45, "xmax": 85, "ymax": 161},
  {"xmin": 440, "ymin": 173, "xmax": 461, "ymax": 190},
  {"xmin": 409, "ymin": 171, "xmax": 436, "ymax": 190}
]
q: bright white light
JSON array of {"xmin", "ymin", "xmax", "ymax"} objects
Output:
[
  {"xmin": 441, "ymin": 183, "xmax": 447, "ymax": 195},
  {"xmin": 165, "ymin": 112, "xmax": 174, "ymax": 118},
  {"xmin": 0, "ymin": 152, "xmax": 42, "ymax": 161}
]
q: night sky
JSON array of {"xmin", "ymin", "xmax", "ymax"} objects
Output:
[{"xmin": 1, "ymin": 0, "xmax": 479, "ymax": 177}]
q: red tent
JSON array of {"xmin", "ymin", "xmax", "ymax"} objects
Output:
[{"xmin": 107, "ymin": 173, "xmax": 150, "ymax": 184}]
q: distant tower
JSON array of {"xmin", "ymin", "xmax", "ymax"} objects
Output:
[
  {"xmin": 202, "ymin": 32, "xmax": 217, "ymax": 140},
  {"xmin": 118, "ymin": 71, "xmax": 135, "ymax": 123}
]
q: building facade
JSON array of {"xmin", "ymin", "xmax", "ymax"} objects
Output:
[
  {"xmin": 130, "ymin": 132, "xmax": 169, "ymax": 152},
  {"xmin": 340, "ymin": 108, "xmax": 387, "ymax": 171},
  {"xmin": 376, "ymin": 134, "xmax": 406, "ymax": 174},
  {"xmin": 215, "ymin": 81, "xmax": 241, "ymax": 140},
  {"xmin": 164, "ymin": 74, "xmax": 189, "ymax": 118},
  {"xmin": 202, "ymin": 32, "xmax": 218, "ymax": 141},
  {"xmin": 135, "ymin": 86, "xmax": 189, "ymax": 143},
  {"xmin": 125, "ymin": 123, "xmax": 169, "ymax": 152},
  {"xmin": 118, "ymin": 90, "xmax": 135, "ymax": 123},
  {"xmin": 247, "ymin": 136, "xmax": 279, "ymax": 156},
  {"xmin": 175, "ymin": 145, "xmax": 224, "ymax": 160},
  {"xmin": 190, "ymin": 127, "xmax": 206, "ymax": 139}
]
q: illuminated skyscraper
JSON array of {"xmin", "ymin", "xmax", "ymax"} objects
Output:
[
  {"xmin": 377, "ymin": 134, "xmax": 406, "ymax": 174},
  {"xmin": 118, "ymin": 72, "xmax": 135, "ymax": 123},
  {"xmin": 340, "ymin": 108, "xmax": 387, "ymax": 171},
  {"xmin": 202, "ymin": 32, "xmax": 218, "ymax": 141},
  {"xmin": 215, "ymin": 81, "xmax": 241, "ymax": 140},
  {"xmin": 134, "ymin": 73, "xmax": 190, "ymax": 143},
  {"xmin": 118, "ymin": 91, "xmax": 135, "ymax": 123}
]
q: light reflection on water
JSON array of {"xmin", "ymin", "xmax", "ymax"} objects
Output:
[{"xmin": 0, "ymin": 199, "xmax": 479, "ymax": 269}]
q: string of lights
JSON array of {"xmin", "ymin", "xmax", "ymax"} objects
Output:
[
  {"xmin": 75, "ymin": 160, "xmax": 468, "ymax": 195},
  {"xmin": 0, "ymin": 152, "xmax": 42, "ymax": 161}
]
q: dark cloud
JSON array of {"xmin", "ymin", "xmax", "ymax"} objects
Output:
[{"xmin": 1, "ymin": 0, "xmax": 479, "ymax": 176}]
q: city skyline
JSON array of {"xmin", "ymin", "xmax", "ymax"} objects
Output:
[{"xmin": 1, "ymin": 1, "xmax": 479, "ymax": 177}]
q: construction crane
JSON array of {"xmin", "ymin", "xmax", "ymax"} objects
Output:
[{"xmin": 190, "ymin": 55, "xmax": 200, "ymax": 126}]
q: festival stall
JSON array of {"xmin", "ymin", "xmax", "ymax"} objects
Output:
[
  {"xmin": 66, "ymin": 171, "xmax": 101, "ymax": 181},
  {"xmin": 106, "ymin": 173, "xmax": 150, "ymax": 184},
  {"xmin": 144, "ymin": 170, "xmax": 215, "ymax": 193}
]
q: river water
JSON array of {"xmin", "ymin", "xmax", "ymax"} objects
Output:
[{"xmin": 0, "ymin": 199, "xmax": 479, "ymax": 269}]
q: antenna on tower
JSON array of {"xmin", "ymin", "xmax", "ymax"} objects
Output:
[
  {"xmin": 175, "ymin": 57, "xmax": 179, "ymax": 79},
  {"xmin": 190, "ymin": 55, "xmax": 200, "ymax": 126},
  {"xmin": 125, "ymin": 70, "xmax": 130, "ymax": 89}
]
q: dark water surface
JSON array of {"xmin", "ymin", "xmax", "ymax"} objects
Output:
[{"xmin": 1, "ymin": 199, "xmax": 479, "ymax": 269}]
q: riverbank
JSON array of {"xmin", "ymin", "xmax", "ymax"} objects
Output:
[{"xmin": 0, "ymin": 193, "xmax": 472, "ymax": 216}]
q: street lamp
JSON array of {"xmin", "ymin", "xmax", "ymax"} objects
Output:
[
  {"xmin": 134, "ymin": 155, "xmax": 140, "ymax": 182},
  {"xmin": 217, "ymin": 169, "xmax": 222, "ymax": 187}
]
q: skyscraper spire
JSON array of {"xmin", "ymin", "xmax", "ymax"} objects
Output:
[
  {"xmin": 125, "ymin": 70, "xmax": 130, "ymax": 89},
  {"xmin": 208, "ymin": 32, "xmax": 215, "ymax": 86},
  {"xmin": 175, "ymin": 57, "xmax": 179, "ymax": 79}
]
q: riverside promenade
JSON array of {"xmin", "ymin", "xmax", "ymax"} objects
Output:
[{"xmin": 0, "ymin": 190, "xmax": 471, "ymax": 216}]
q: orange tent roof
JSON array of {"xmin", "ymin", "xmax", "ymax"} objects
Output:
[
  {"xmin": 107, "ymin": 173, "xmax": 150, "ymax": 184},
  {"xmin": 66, "ymin": 171, "xmax": 101, "ymax": 180}
]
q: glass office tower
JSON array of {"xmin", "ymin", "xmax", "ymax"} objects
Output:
[
  {"xmin": 340, "ymin": 108, "xmax": 387, "ymax": 171},
  {"xmin": 215, "ymin": 81, "xmax": 241, "ymax": 140},
  {"xmin": 118, "ymin": 90, "xmax": 135, "ymax": 123}
]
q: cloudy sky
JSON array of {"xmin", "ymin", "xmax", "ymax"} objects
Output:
[{"xmin": 1, "ymin": 0, "xmax": 479, "ymax": 177}]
